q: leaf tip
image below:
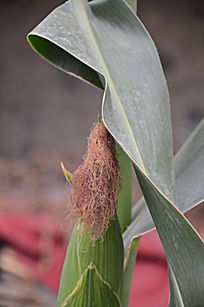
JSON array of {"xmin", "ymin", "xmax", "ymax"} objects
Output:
[
  {"xmin": 60, "ymin": 162, "xmax": 73, "ymax": 185},
  {"xmin": 97, "ymin": 114, "xmax": 101, "ymax": 124}
]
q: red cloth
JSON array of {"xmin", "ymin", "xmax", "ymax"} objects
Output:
[
  {"xmin": 0, "ymin": 214, "xmax": 169, "ymax": 306},
  {"xmin": 130, "ymin": 232, "xmax": 169, "ymax": 307}
]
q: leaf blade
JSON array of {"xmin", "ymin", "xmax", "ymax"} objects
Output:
[
  {"xmin": 27, "ymin": 0, "xmax": 175, "ymax": 201},
  {"xmin": 119, "ymin": 238, "xmax": 139, "ymax": 307},
  {"xmin": 175, "ymin": 119, "xmax": 204, "ymax": 212},
  {"xmin": 135, "ymin": 166, "xmax": 204, "ymax": 306},
  {"xmin": 124, "ymin": 119, "xmax": 204, "ymax": 249},
  {"xmin": 116, "ymin": 143, "xmax": 132, "ymax": 232}
]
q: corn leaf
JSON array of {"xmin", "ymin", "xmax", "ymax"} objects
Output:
[
  {"xmin": 135, "ymin": 167, "xmax": 204, "ymax": 306},
  {"xmin": 62, "ymin": 264, "xmax": 120, "ymax": 307},
  {"xmin": 116, "ymin": 143, "xmax": 132, "ymax": 232},
  {"xmin": 116, "ymin": 0, "xmax": 136, "ymax": 233},
  {"xmin": 117, "ymin": 0, "xmax": 136, "ymax": 235},
  {"xmin": 174, "ymin": 119, "xmax": 204, "ymax": 212},
  {"xmin": 119, "ymin": 237, "xmax": 139, "ymax": 307},
  {"xmin": 126, "ymin": 0, "xmax": 137, "ymax": 12},
  {"xmin": 28, "ymin": 0, "xmax": 175, "ymax": 203},
  {"xmin": 124, "ymin": 119, "xmax": 204, "ymax": 251}
]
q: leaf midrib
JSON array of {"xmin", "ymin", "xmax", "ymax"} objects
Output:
[{"xmin": 77, "ymin": 0, "xmax": 146, "ymax": 174}]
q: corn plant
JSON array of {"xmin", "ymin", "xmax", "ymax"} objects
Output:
[{"xmin": 27, "ymin": 0, "xmax": 204, "ymax": 306}]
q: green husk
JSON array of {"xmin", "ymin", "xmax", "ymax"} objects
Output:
[{"xmin": 57, "ymin": 216, "xmax": 124, "ymax": 306}]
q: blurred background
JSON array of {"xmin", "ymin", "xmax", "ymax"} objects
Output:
[{"xmin": 0, "ymin": 0, "xmax": 203, "ymax": 306}]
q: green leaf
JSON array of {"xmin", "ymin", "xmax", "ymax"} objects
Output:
[
  {"xmin": 168, "ymin": 264, "xmax": 185, "ymax": 307},
  {"xmin": 57, "ymin": 216, "xmax": 124, "ymax": 306},
  {"xmin": 116, "ymin": 143, "xmax": 132, "ymax": 232},
  {"xmin": 62, "ymin": 264, "xmax": 120, "ymax": 307},
  {"xmin": 27, "ymin": 0, "xmax": 175, "ymax": 202},
  {"xmin": 119, "ymin": 237, "xmax": 139, "ymax": 307},
  {"xmin": 61, "ymin": 162, "xmax": 73, "ymax": 185},
  {"xmin": 135, "ymin": 166, "xmax": 204, "ymax": 306},
  {"xmin": 175, "ymin": 119, "xmax": 204, "ymax": 212},
  {"xmin": 124, "ymin": 119, "xmax": 204, "ymax": 251},
  {"xmin": 117, "ymin": 0, "xmax": 137, "ymax": 234},
  {"xmin": 28, "ymin": 34, "xmax": 103, "ymax": 89},
  {"xmin": 125, "ymin": 0, "xmax": 137, "ymax": 12}
]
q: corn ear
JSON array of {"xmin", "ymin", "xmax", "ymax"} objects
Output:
[{"xmin": 57, "ymin": 215, "xmax": 124, "ymax": 306}]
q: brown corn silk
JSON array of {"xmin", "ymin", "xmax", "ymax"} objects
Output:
[{"xmin": 69, "ymin": 123, "xmax": 120, "ymax": 240}]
